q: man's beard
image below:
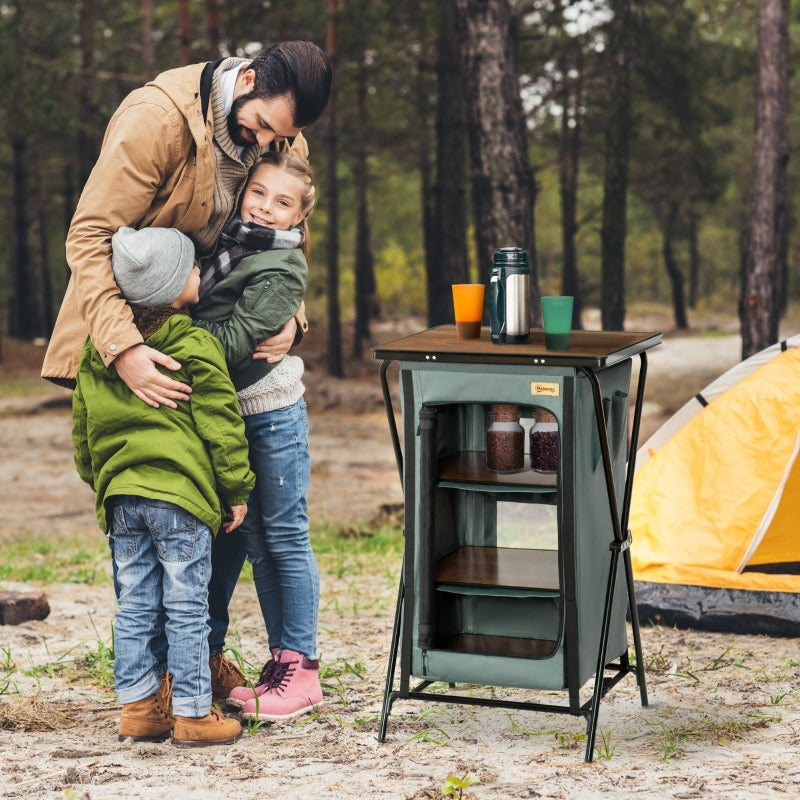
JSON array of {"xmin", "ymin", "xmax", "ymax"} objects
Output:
[{"xmin": 227, "ymin": 95, "xmax": 256, "ymax": 147}]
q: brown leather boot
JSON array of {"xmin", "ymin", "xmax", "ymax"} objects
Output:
[
  {"xmin": 209, "ymin": 652, "xmax": 246, "ymax": 703},
  {"xmin": 118, "ymin": 673, "xmax": 174, "ymax": 742},
  {"xmin": 172, "ymin": 707, "xmax": 243, "ymax": 747}
]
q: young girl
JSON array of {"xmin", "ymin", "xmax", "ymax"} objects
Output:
[{"xmin": 193, "ymin": 151, "xmax": 323, "ymax": 722}]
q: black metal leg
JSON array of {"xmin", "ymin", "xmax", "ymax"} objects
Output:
[
  {"xmin": 378, "ymin": 564, "xmax": 405, "ymax": 742},
  {"xmin": 377, "ymin": 359, "xmax": 406, "ymax": 742},
  {"xmin": 622, "ymin": 353, "xmax": 650, "ymax": 706},
  {"xmin": 624, "ymin": 546, "xmax": 649, "ymax": 706},
  {"xmin": 379, "ymin": 360, "xmax": 403, "ymax": 479},
  {"xmin": 579, "ymin": 362, "xmax": 650, "ymax": 761},
  {"xmin": 584, "ymin": 538, "xmax": 625, "ymax": 762}
]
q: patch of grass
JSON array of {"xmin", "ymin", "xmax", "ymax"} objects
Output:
[
  {"xmin": 313, "ymin": 518, "xmax": 403, "ymax": 562},
  {"xmin": 556, "ymin": 730, "xmax": 585, "ymax": 750},
  {"xmin": 70, "ymin": 615, "xmax": 116, "ymax": 688},
  {"xmin": 595, "ymin": 729, "xmax": 617, "ymax": 760},
  {"xmin": 0, "ymin": 536, "xmax": 111, "ymax": 586},
  {"xmin": 647, "ymin": 713, "xmax": 756, "ymax": 760},
  {"xmin": 407, "ymin": 726, "xmax": 450, "ymax": 745},
  {"xmin": 13, "ymin": 614, "xmax": 116, "ymax": 691},
  {"xmin": 707, "ymin": 643, "xmax": 749, "ymax": 672},
  {"xmin": 319, "ymin": 658, "xmax": 366, "ymax": 708},
  {"xmin": 0, "ymin": 512, "xmax": 403, "ymax": 590},
  {"xmin": 312, "ymin": 518, "xmax": 404, "ymax": 591}
]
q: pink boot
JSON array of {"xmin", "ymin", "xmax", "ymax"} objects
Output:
[
  {"xmin": 240, "ymin": 649, "xmax": 324, "ymax": 722},
  {"xmin": 226, "ymin": 648, "xmax": 279, "ymax": 709}
]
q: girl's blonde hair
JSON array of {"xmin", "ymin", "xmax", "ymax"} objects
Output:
[{"xmin": 254, "ymin": 151, "xmax": 317, "ymax": 259}]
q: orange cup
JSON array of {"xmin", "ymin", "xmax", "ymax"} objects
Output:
[{"xmin": 451, "ymin": 284, "xmax": 485, "ymax": 340}]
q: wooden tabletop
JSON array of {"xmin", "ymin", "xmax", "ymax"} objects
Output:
[{"xmin": 372, "ymin": 325, "xmax": 662, "ymax": 368}]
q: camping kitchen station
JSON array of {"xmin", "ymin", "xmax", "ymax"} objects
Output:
[{"xmin": 372, "ymin": 324, "xmax": 662, "ymax": 762}]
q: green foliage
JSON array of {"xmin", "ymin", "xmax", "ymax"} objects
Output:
[
  {"xmin": 595, "ymin": 729, "xmax": 617, "ymax": 760},
  {"xmin": 441, "ymin": 773, "xmax": 480, "ymax": 799},
  {"xmin": 375, "ymin": 240, "xmax": 427, "ymax": 318}
]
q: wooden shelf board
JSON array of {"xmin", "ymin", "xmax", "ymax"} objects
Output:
[
  {"xmin": 436, "ymin": 546, "xmax": 559, "ymax": 592},
  {"xmin": 438, "ymin": 451, "xmax": 557, "ymax": 488},
  {"xmin": 440, "ymin": 633, "xmax": 559, "ymax": 659}
]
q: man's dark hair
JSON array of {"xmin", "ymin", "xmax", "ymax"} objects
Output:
[{"xmin": 250, "ymin": 41, "xmax": 332, "ymax": 128}]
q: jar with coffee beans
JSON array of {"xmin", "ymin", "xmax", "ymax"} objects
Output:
[
  {"xmin": 486, "ymin": 404, "xmax": 524, "ymax": 473},
  {"xmin": 529, "ymin": 407, "xmax": 559, "ymax": 473}
]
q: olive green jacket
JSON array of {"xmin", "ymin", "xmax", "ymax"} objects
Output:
[{"xmin": 72, "ymin": 312, "xmax": 255, "ymax": 533}]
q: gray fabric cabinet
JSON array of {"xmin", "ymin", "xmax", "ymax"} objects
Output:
[{"xmin": 373, "ymin": 326, "xmax": 661, "ymax": 761}]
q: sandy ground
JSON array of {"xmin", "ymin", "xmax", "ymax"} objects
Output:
[{"xmin": 1, "ymin": 322, "xmax": 799, "ymax": 799}]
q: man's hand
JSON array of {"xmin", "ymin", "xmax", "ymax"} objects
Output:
[
  {"xmin": 251, "ymin": 317, "xmax": 297, "ymax": 362},
  {"xmin": 222, "ymin": 503, "xmax": 248, "ymax": 533},
  {"xmin": 114, "ymin": 344, "xmax": 192, "ymax": 409}
]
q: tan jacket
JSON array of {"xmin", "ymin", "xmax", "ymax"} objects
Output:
[{"xmin": 42, "ymin": 60, "xmax": 308, "ymax": 386}]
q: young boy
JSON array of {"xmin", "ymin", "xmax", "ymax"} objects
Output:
[{"xmin": 72, "ymin": 226, "xmax": 256, "ymax": 746}]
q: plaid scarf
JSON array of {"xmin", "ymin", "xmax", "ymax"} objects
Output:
[{"xmin": 198, "ymin": 216, "xmax": 303, "ymax": 300}]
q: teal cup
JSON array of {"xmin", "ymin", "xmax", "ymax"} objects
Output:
[{"xmin": 541, "ymin": 296, "xmax": 574, "ymax": 351}]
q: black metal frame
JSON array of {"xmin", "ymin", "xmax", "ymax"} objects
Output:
[{"xmin": 375, "ymin": 348, "xmax": 651, "ymax": 762}]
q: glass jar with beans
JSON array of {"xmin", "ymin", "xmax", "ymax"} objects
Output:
[
  {"xmin": 529, "ymin": 407, "xmax": 559, "ymax": 473},
  {"xmin": 486, "ymin": 404, "xmax": 525, "ymax": 473}
]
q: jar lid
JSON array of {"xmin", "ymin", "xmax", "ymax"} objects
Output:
[
  {"xmin": 536, "ymin": 407, "xmax": 557, "ymax": 424},
  {"xmin": 491, "ymin": 404, "xmax": 519, "ymax": 422}
]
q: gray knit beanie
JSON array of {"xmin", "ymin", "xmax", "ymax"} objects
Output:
[{"xmin": 111, "ymin": 227, "xmax": 196, "ymax": 307}]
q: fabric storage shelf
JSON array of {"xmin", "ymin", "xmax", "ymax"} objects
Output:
[{"xmin": 373, "ymin": 325, "xmax": 661, "ymax": 762}]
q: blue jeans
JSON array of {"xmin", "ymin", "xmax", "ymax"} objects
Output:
[
  {"xmin": 127, "ymin": 524, "xmax": 246, "ymax": 671},
  {"xmin": 109, "ymin": 496, "xmax": 213, "ymax": 717},
  {"xmin": 238, "ymin": 399, "xmax": 319, "ymax": 659},
  {"xmin": 207, "ymin": 526, "xmax": 248, "ymax": 656}
]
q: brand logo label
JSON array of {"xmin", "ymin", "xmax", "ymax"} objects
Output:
[{"xmin": 531, "ymin": 381, "xmax": 560, "ymax": 397}]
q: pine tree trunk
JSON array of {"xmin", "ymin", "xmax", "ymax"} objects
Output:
[
  {"xmin": 77, "ymin": 0, "xmax": 97, "ymax": 189},
  {"xmin": 11, "ymin": 136, "xmax": 32, "ymax": 339},
  {"xmin": 142, "ymin": 0, "xmax": 155, "ymax": 81},
  {"xmin": 33, "ymin": 143, "xmax": 53, "ymax": 337},
  {"xmin": 558, "ymin": 46, "xmax": 583, "ymax": 330},
  {"xmin": 663, "ymin": 202, "xmax": 688, "ymax": 330},
  {"xmin": 205, "ymin": 0, "xmax": 220, "ymax": 58},
  {"xmin": 740, "ymin": 0, "xmax": 789, "ymax": 359},
  {"xmin": 600, "ymin": 0, "xmax": 632, "ymax": 332},
  {"xmin": 453, "ymin": 0, "xmax": 538, "ymax": 316},
  {"xmin": 178, "ymin": 0, "xmax": 192, "ymax": 66},
  {"xmin": 325, "ymin": 0, "xmax": 343, "ymax": 377},
  {"xmin": 688, "ymin": 209, "xmax": 699, "ymax": 309},
  {"xmin": 352, "ymin": 50, "xmax": 378, "ymax": 359},
  {"xmin": 429, "ymin": 12, "xmax": 469, "ymax": 327}
]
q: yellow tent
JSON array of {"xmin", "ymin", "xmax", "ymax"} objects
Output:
[{"xmin": 630, "ymin": 339, "xmax": 800, "ymax": 633}]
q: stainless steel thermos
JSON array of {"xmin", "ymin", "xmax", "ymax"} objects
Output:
[{"xmin": 489, "ymin": 247, "xmax": 531, "ymax": 344}]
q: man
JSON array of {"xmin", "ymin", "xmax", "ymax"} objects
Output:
[{"xmin": 43, "ymin": 41, "xmax": 332, "ymax": 702}]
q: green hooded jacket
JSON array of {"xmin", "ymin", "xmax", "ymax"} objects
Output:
[{"xmin": 72, "ymin": 312, "xmax": 255, "ymax": 533}]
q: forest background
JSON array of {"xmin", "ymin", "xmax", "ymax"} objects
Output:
[{"xmin": 0, "ymin": 0, "xmax": 797, "ymax": 370}]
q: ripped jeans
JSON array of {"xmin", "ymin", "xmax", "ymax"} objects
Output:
[{"xmin": 237, "ymin": 399, "xmax": 319, "ymax": 659}]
